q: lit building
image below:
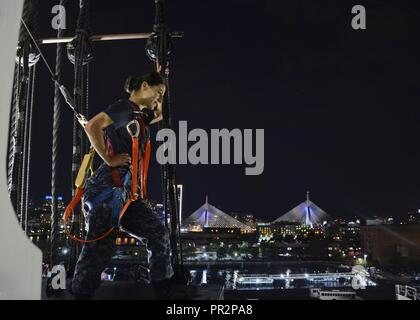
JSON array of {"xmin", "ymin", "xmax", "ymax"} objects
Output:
[
  {"xmin": 407, "ymin": 211, "xmax": 420, "ymax": 224},
  {"xmin": 366, "ymin": 216, "xmax": 395, "ymax": 226},
  {"xmin": 271, "ymin": 222, "xmax": 313, "ymax": 238},
  {"xmin": 242, "ymin": 214, "xmax": 257, "ymax": 230},
  {"xmin": 361, "ymin": 225, "xmax": 420, "ymax": 269},
  {"xmin": 340, "ymin": 222, "xmax": 360, "ymax": 242},
  {"xmin": 257, "ymin": 222, "xmax": 272, "ymax": 236},
  {"xmin": 42, "ymin": 194, "xmax": 65, "ymax": 211},
  {"xmin": 230, "ymin": 213, "xmax": 257, "ymax": 231},
  {"xmin": 330, "ymin": 221, "xmax": 362, "ymax": 257},
  {"xmin": 152, "ymin": 185, "xmax": 183, "ymax": 226},
  {"xmin": 257, "ymin": 222, "xmax": 273, "ymax": 241}
]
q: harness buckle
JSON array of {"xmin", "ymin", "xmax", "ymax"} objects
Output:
[{"xmin": 126, "ymin": 120, "xmax": 140, "ymax": 138}]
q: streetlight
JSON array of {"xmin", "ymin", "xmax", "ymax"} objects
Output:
[{"xmin": 364, "ymin": 254, "xmax": 368, "ymax": 265}]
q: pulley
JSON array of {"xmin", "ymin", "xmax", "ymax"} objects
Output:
[
  {"xmin": 66, "ymin": 36, "xmax": 94, "ymax": 65},
  {"xmin": 145, "ymin": 33, "xmax": 172, "ymax": 62},
  {"xmin": 15, "ymin": 42, "xmax": 40, "ymax": 67}
]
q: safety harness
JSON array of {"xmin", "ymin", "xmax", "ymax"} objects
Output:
[{"xmin": 63, "ymin": 102, "xmax": 151, "ymax": 243}]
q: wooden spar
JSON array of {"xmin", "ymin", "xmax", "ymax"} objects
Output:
[
  {"xmin": 40, "ymin": 31, "xmax": 183, "ymax": 45},
  {"xmin": 40, "ymin": 33, "xmax": 153, "ymax": 44}
]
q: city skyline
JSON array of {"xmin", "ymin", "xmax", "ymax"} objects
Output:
[{"xmin": 28, "ymin": 191, "xmax": 416, "ymax": 225}]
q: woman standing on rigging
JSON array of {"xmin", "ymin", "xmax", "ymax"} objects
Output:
[{"xmin": 70, "ymin": 72, "xmax": 186, "ymax": 299}]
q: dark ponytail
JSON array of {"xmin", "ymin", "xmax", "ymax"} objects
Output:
[{"xmin": 124, "ymin": 71, "xmax": 164, "ymax": 93}]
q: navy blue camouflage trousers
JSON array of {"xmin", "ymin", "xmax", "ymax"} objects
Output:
[{"xmin": 71, "ymin": 163, "xmax": 174, "ymax": 295}]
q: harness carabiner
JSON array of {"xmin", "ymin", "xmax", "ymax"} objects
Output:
[{"xmin": 126, "ymin": 120, "xmax": 140, "ymax": 138}]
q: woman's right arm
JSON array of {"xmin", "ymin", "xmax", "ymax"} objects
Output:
[{"xmin": 84, "ymin": 112, "xmax": 131, "ymax": 167}]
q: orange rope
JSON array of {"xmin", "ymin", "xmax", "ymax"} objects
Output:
[
  {"xmin": 141, "ymin": 140, "xmax": 151, "ymax": 199},
  {"xmin": 131, "ymin": 136, "xmax": 139, "ymax": 199},
  {"xmin": 63, "ymin": 187, "xmax": 115, "ymax": 243}
]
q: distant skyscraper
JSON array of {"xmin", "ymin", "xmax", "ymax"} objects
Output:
[
  {"xmin": 42, "ymin": 194, "xmax": 64, "ymax": 208},
  {"xmin": 177, "ymin": 184, "xmax": 183, "ymax": 226}
]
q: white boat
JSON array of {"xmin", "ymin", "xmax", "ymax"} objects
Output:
[{"xmin": 310, "ymin": 288, "xmax": 360, "ymax": 300}]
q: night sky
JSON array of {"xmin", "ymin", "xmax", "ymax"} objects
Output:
[{"xmin": 28, "ymin": 0, "xmax": 420, "ymax": 222}]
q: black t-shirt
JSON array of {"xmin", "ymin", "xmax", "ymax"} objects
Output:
[{"xmin": 104, "ymin": 99, "xmax": 144, "ymax": 155}]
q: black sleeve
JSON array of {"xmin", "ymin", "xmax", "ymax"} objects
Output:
[{"xmin": 104, "ymin": 100, "xmax": 132, "ymax": 129}]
